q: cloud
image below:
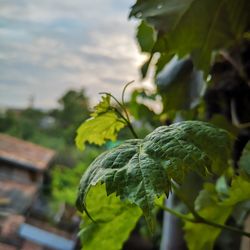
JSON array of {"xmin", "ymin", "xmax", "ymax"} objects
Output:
[{"xmin": 0, "ymin": 0, "xmax": 152, "ymax": 109}]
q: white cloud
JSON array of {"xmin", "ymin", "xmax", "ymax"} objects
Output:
[{"xmin": 0, "ymin": 0, "xmax": 154, "ymax": 109}]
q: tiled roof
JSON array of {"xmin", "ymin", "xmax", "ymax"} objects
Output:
[{"xmin": 0, "ymin": 134, "xmax": 55, "ymax": 171}]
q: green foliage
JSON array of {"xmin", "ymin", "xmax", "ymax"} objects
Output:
[
  {"xmin": 131, "ymin": 0, "xmax": 250, "ymax": 74},
  {"xmin": 184, "ymin": 183, "xmax": 232, "ymax": 250},
  {"xmin": 76, "ymin": 121, "xmax": 232, "ymax": 229},
  {"xmin": 75, "ymin": 95, "xmax": 126, "ymax": 150},
  {"xmin": 239, "ymin": 142, "xmax": 250, "ymax": 176},
  {"xmin": 136, "ymin": 21, "xmax": 155, "ymax": 53},
  {"xmin": 184, "ymin": 175, "xmax": 250, "ymax": 250},
  {"xmin": 57, "ymin": 89, "xmax": 89, "ymax": 127},
  {"xmin": 156, "ymin": 56, "xmax": 205, "ymax": 112},
  {"xmin": 52, "ymin": 163, "xmax": 88, "ymax": 206},
  {"xmin": 79, "ymin": 184, "xmax": 142, "ymax": 250}
]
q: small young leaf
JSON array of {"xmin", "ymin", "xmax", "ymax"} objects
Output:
[
  {"xmin": 77, "ymin": 121, "xmax": 232, "ymax": 229},
  {"xmin": 75, "ymin": 95, "xmax": 126, "ymax": 150}
]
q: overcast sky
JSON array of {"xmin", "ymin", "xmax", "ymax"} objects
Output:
[{"xmin": 0, "ymin": 0, "xmax": 150, "ymax": 109}]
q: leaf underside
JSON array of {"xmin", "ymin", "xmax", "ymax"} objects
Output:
[{"xmin": 76, "ymin": 121, "xmax": 232, "ymax": 229}]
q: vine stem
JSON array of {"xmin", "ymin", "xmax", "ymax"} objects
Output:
[
  {"xmin": 99, "ymin": 90, "xmax": 139, "ymax": 139},
  {"xmin": 121, "ymin": 80, "xmax": 134, "ymax": 123},
  {"xmin": 113, "ymin": 107, "xmax": 138, "ymax": 139},
  {"xmin": 156, "ymin": 203, "xmax": 250, "ymax": 238}
]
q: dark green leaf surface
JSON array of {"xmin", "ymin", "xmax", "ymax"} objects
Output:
[
  {"xmin": 79, "ymin": 184, "xmax": 141, "ymax": 250},
  {"xmin": 137, "ymin": 21, "xmax": 155, "ymax": 53},
  {"xmin": 77, "ymin": 121, "xmax": 232, "ymax": 228},
  {"xmin": 131, "ymin": 0, "xmax": 250, "ymax": 74}
]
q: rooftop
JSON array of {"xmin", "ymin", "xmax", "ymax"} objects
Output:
[{"xmin": 0, "ymin": 134, "xmax": 55, "ymax": 171}]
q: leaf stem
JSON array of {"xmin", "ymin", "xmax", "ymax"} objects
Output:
[
  {"xmin": 99, "ymin": 92, "xmax": 124, "ymax": 110},
  {"xmin": 121, "ymin": 80, "xmax": 135, "ymax": 122},
  {"xmin": 99, "ymin": 91, "xmax": 139, "ymax": 139},
  {"xmin": 157, "ymin": 203, "xmax": 250, "ymax": 238},
  {"xmin": 156, "ymin": 203, "xmax": 196, "ymax": 223},
  {"xmin": 113, "ymin": 108, "xmax": 138, "ymax": 139}
]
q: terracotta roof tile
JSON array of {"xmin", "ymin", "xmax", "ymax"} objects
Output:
[{"xmin": 0, "ymin": 134, "xmax": 55, "ymax": 171}]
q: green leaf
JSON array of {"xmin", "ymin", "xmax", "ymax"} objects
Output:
[
  {"xmin": 131, "ymin": 0, "xmax": 250, "ymax": 74},
  {"xmin": 156, "ymin": 56, "xmax": 205, "ymax": 111},
  {"xmin": 221, "ymin": 176, "xmax": 250, "ymax": 206},
  {"xmin": 184, "ymin": 183, "xmax": 232, "ymax": 250},
  {"xmin": 184, "ymin": 176, "xmax": 250, "ymax": 250},
  {"xmin": 77, "ymin": 121, "xmax": 232, "ymax": 229},
  {"xmin": 168, "ymin": 0, "xmax": 250, "ymax": 74},
  {"xmin": 136, "ymin": 21, "xmax": 155, "ymax": 53},
  {"xmin": 75, "ymin": 95, "xmax": 126, "ymax": 150},
  {"xmin": 239, "ymin": 142, "xmax": 250, "ymax": 176},
  {"xmin": 130, "ymin": 0, "xmax": 193, "ymax": 33},
  {"xmin": 79, "ymin": 184, "xmax": 141, "ymax": 250}
]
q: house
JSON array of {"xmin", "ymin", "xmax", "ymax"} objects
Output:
[{"xmin": 0, "ymin": 134, "xmax": 76, "ymax": 250}]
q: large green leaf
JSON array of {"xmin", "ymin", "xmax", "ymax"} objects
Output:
[
  {"xmin": 156, "ymin": 56, "xmax": 205, "ymax": 111},
  {"xmin": 79, "ymin": 184, "xmax": 141, "ymax": 250},
  {"xmin": 75, "ymin": 95, "xmax": 126, "ymax": 150},
  {"xmin": 130, "ymin": 0, "xmax": 193, "ymax": 32},
  {"xmin": 131, "ymin": 0, "xmax": 250, "ymax": 74},
  {"xmin": 168, "ymin": 0, "xmax": 250, "ymax": 73},
  {"xmin": 77, "ymin": 121, "xmax": 232, "ymax": 229}
]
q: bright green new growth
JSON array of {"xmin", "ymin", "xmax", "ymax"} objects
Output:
[
  {"xmin": 76, "ymin": 121, "xmax": 232, "ymax": 229},
  {"xmin": 75, "ymin": 95, "xmax": 126, "ymax": 150},
  {"xmin": 79, "ymin": 184, "xmax": 142, "ymax": 250}
]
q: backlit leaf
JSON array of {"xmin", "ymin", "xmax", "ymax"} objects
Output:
[
  {"xmin": 79, "ymin": 184, "xmax": 141, "ymax": 250},
  {"xmin": 75, "ymin": 95, "xmax": 126, "ymax": 150}
]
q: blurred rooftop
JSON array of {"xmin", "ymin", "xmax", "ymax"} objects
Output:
[{"xmin": 0, "ymin": 134, "xmax": 55, "ymax": 172}]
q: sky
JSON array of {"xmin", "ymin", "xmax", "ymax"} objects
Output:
[{"xmin": 0, "ymin": 0, "xmax": 151, "ymax": 109}]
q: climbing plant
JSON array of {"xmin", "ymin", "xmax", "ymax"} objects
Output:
[{"xmin": 75, "ymin": 1, "xmax": 250, "ymax": 249}]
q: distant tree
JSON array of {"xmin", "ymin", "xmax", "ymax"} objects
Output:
[{"xmin": 58, "ymin": 89, "xmax": 89, "ymax": 128}]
